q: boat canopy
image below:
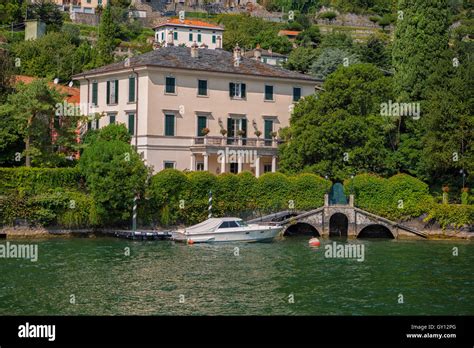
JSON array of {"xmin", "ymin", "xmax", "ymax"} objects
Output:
[{"xmin": 185, "ymin": 217, "xmax": 242, "ymax": 235}]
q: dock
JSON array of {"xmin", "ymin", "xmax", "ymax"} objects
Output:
[{"xmin": 113, "ymin": 230, "xmax": 172, "ymax": 241}]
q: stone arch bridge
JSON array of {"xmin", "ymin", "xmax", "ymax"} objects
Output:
[{"xmin": 248, "ymin": 194, "xmax": 427, "ymax": 239}]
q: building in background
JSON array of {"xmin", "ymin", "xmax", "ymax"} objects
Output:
[
  {"xmin": 243, "ymin": 44, "xmax": 288, "ymax": 66},
  {"xmin": 154, "ymin": 19, "xmax": 224, "ymax": 49}
]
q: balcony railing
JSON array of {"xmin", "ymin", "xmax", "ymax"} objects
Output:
[{"xmin": 193, "ymin": 136, "xmax": 278, "ymax": 148}]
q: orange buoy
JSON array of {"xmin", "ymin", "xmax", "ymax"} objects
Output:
[
  {"xmin": 187, "ymin": 239, "xmax": 194, "ymax": 245},
  {"xmin": 308, "ymin": 237, "xmax": 320, "ymax": 247}
]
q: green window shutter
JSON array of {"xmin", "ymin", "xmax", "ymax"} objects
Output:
[
  {"xmin": 197, "ymin": 34, "xmax": 201, "ymax": 42},
  {"xmin": 128, "ymin": 113, "xmax": 135, "ymax": 135},
  {"xmin": 95, "ymin": 119, "xmax": 99, "ymax": 129},
  {"xmin": 109, "ymin": 115, "xmax": 115, "ymax": 124},
  {"xmin": 212, "ymin": 35, "xmax": 216, "ymax": 44},
  {"xmin": 264, "ymin": 119, "xmax": 273, "ymax": 139},
  {"xmin": 114, "ymin": 80, "xmax": 119, "ymax": 103},
  {"xmin": 241, "ymin": 83, "xmax": 246, "ymax": 98},
  {"xmin": 166, "ymin": 77, "xmax": 175, "ymax": 94},
  {"xmin": 241, "ymin": 119, "xmax": 247, "ymax": 138},
  {"xmin": 128, "ymin": 77, "xmax": 135, "ymax": 102},
  {"xmin": 197, "ymin": 116, "xmax": 207, "ymax": 136},
  {"xmin": 165, "ymin": 114, "xmax": 175, "ymax": 136},
  {"xmin": 227, "ymin": 118, "xmax": 233, "ymax": 138},
  {"xmin": 198, "ymin": 80, "xmax": 207, "ymax": 96},
  {"xmin": 174, "ymin": 32, "xmax": 178, "ymax": 40},
  {"xmin": 229, "ymin": 83, "xmax": 235, "ymax": 97},
  {"xmin": 92, "ymin": 82, "xmax": 98, "ymax": 105},
  {"xmin": 106, "ymin": 81, "xmax": 110, "ymax": 104},
  {"xmin": 293, "ymin": 87, "xmax": 301, "ymax": 102},
  {"xmin": 265, "ymin": 85, "xmax": 273, "ymax": 100},
  {"xmin": 189, "ymin": 33, "xmax": 193, "ymax": 41}
]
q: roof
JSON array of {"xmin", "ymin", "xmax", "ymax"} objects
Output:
[
  {"xmin": 185, "ymin": 217, "xmax": 242, "ymax": 234},
  {"xmin": 278, "ymin": 30, "xmax": 301, "ymax": 36},
  {"xmin": 154, "ymin": 18, "xmax": 224, "ymax": 31},
  {"xmin": 14, "ymin": 75, "xmax": 80, "ymax": 103},
  {"xmin": 73, "ymin": 46, "xmax": 320, "ymax": 83}
]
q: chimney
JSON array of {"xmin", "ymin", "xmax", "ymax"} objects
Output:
[
  {"xmin": 233, "ymin": 44, "xmax": 241, "ymax": 60},
  {"xmin": 216, "ymin": 35, "xmax": 222, "ymax": 49},
  {"xmin": 167, "ymin": 30, "xmax": 174, "ymax": 46},
  {"xmin": 254, "ymin": 43, "xmax": 262, "ymax": 60},
  {"xmin": 191, "ymin": 41, "xmax": 199, "ymax": 58}
]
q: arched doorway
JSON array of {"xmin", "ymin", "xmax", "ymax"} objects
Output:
[
  {"xmin": 284, "ymin": 223, "xmax": 320, "ymax": 237},
  {"xmin": 358, "ymin": 224, "xmax": 394, "ymax": 239},
  {"xmin": 329, "ymin": 213, "xmax": 348, "ymax": 237}
]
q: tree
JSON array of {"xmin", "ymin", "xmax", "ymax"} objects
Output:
[
  {"xmin": 295, "ymin": 26, "xmax": 321, "ymax": 48},
  {"xmin": 392, "ymin": 0, "xmax": 449, "ymax": 101},
  {"xmin": 28, "ymin": 0, "xmax": 63, "ymax": 32},
  {"xmin": 360, "ymin": 35, "xmax": 391, "ymax": 69},
  {"xmin": 284, "ymin": 46, "xmax": 318, "ymax": 73},
  {"xmin": 97, "ymin": 4, "xmax": 119, "ymax": 65},
  {"xmin": 279, "ymin": 64, "xmax": 395, "ymax": 180},
  {"xmin": 0, "ymin": 79, "xmax": 64, "ymax": 167},
  {"xmin": 310, "ymin": 47, "xmax": 360, "ymax": 80},
  {"xmin": 78, "ymin": 125, "xmax": 148, "ymax": 225}
]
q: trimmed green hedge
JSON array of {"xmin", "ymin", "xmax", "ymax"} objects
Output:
[
  {"xmin": 0, "ymin": 167, "xmax": 82, "ymax": 195},
  {"xmin": 344, "ymin": 173, "xmax": 434, "ymax": 220},
  {"xmin": 425, "ymin": 204, "xmax": 474, "ymax": 229}
]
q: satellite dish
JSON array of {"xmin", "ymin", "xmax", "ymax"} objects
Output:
[
  {"xmin": 53, "ymin": 78, "xmax": 59, "ymax": 84},
  {"xmin": 68, "ymin": 81, "xmax": 73, "ymax": 87}
]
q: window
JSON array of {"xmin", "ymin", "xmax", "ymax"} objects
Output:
[
  {"xmin": 109, "ymin": 114, "xmax": 115, "ymax": 124},
  {"xmin": 165, "ymin": 77, "xmax": 176, "ymax": 94},
  {"xmin": 263, "ymin": 57, "xmax": 267, "ymax": 63},
  {"xmin": 98, "ymin": 0, "xmax": 102, "ymax": 4},
  {"xmin": 229, "ymin": 82, "xmax": 246, "ymax": 99},
  {"xmin": 227, "ymin": 118, "xmax": 247, "ymax": 145},
  {"xmin": 219, "ymin": 221, "xmax": 238, "ymax": 229},
  {"xmin": 164, "ymin": 114, "xmax": 175, "ymax": 136},
  {"xmin": 197, "ymin": 33, "xmax": 201, "ymax": 42},
  {"xmin": 128, "ymin": 113, "xmax": 135, "ymax": 135},
  {"xmin": 293, "ymin": 87, "xmax": 302, "ymax": 102},
  {"xmin": 95, "ymin": 119, "xmax": 99, "ymax": 129},
  {"xmin": 212, "ymin": 35, "xmax": 216, "ymax": 44},
  {"xmin": 264, "ymin": 119, "xmax": 273, "ymax": 146},
  {"xmin": 265, "ymin": 85, "xmax": 274, "ymax": 101},
  {"xmin": 197, "ymin": 116, "xmax": 207, "ymax": 136},
  {"xmin": 173, "ymin": 31, "xmax": 178, "ymax": 40},
  {"xmin": 106, "ymin": 80, "xmax": 118, "ymax": 104},
  {"xmin": 91, "ymin": 81, "xmax": 98, "ymax": 106},
  {"xmin": 230, "ymin": 162, "xmax": 238, "ymax": 174},
  {"xmin": 128, "ymin": 77, "xmax": 135, "ymax": 102},
  {"xmin": 198, "ymin": 80, "xmax": 207, "ymax": 96},
  {"xmin": 164, "ymin": 161, "xmax": 175, "ymax": 169},
  {"xmin": 264, "ymin": 164, "xmax": 272, "ymax": 173},
  {"xmin": 161, "ymin": 32, "xmax": 164, "ymax": 41},
  {"xmin": 196, "ymin": 162, "xmax": 204, "ymax": 171},
  {"xmin": 189, "ymin": 33, "xmax": 193, "ymax": 41}
]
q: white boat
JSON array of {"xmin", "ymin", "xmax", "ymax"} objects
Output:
[{"xmin": 172, "ymin": 217, "xmax": 283, "ymax": 243}]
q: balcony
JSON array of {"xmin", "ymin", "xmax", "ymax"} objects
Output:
[{"xmin": 193, "ymin": 136, "xmax": 279, "ymax": 148}]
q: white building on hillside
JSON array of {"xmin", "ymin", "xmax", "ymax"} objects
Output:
[{"xmin": 154, "ymin": 19, "xmax": 224, "ymax": 49}]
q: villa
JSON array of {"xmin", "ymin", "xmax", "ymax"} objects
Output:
[{"xmin": 73, "ymin": 44, "xmax": 321, "ymax": 176}]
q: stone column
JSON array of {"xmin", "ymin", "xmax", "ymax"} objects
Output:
[
  {"xmin": 237, "ymin": 154, "xmax": 243, "ymax": 173},
  {"xmin": 271, "ymin": 155, "xmax": 277, "ymax": 172},
  {"xmin": 190, "ymin": 153, "xmax": 196, "ymax": 171},
  {"xmin": 349, "ymin": 194, "xmax": 354, "ymax": 207},
  {"xmin": 255, "ymin": 155, "xmax": 261, "ymax": 177},
  {"xmin": 203, "ymin": 153, "xmax": 209, "ymax": 171},
  {"xmin": 324, "ymin": 194, "xmax": 329, "ymax": 206}
]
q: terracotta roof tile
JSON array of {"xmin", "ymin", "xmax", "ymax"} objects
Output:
[{"xmin": 154, "ymin": 19, "xmax": 223, "ymax": 30}]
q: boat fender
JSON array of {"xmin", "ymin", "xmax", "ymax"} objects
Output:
[
  {"xmin": 308, "ymin": 237, "xmax": 320, "ymax": 247},
  {"xmin": 187, "ymin": 239, "xmax": 194, "ymax": 245}
]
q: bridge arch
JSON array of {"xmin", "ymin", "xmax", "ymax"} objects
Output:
[
  {"xmin": 329, "ymin": 213, "xmax": 348, "ymax": 237},
  {"xmin": 358, "ymin": 224, "xmax": 394, "ymax": 239},
  {"xmin": 284, "ymin": 222, "xmax": 320, "ymax": 237}
]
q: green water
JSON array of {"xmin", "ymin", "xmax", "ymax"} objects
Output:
[{"xmin": 0, "ymin": 237, "xmax": 473, "ymax": 315}]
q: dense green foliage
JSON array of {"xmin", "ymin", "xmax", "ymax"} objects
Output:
[
  {"xmin": 97, "ymin": 4, "xmax": 120, "ymax": 66},
  {"xmin": 424, "ymin": 204, "xmax": 474, "ymax": 229},
  {"xmin": 344, "ymin": 173, "xmax": 434, "ymax": 220}
]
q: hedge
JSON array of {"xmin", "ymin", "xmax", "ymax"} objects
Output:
[
  {"xmin": 425, "ymin": 204, "xmax": 474, "ymax": 229},
  {"xmin": 344, "ymin": 173, "xmax": 434, "ymax": 221},
  {"xmin": 0, "ymin": 167, "xmax": 83, "ymax": 195}
]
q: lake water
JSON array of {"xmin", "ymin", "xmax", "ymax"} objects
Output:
[{"xmin": 0, "ymin": 237, "xmax": 473, "ymax": 315}]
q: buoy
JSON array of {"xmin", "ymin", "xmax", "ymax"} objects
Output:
[
  {"xmin": 187, "ymin": 239, "xmax": 194, "ymax": 245},
  {"xmin": 308, "ymin": 237, "xmax": 320, "ymax": 247}
]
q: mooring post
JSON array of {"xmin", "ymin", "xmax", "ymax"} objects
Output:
[{"xmin": 132, "ymin": 195, "xmax": 138, "ymax": 232}]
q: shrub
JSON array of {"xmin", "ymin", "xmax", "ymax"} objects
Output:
[
  {"xmin": 256, "ymin": 172, "xmax": 291, "ymax": 213},
  {"xmin": 425, "ymin": 204, "xmax": 474, "ymax": 229},
  {"xmin": 290, "ymin": 173, "xmax": 332, "ymax": 210},
  {"xmin": 319, "ymin": 11, "xmax": 337, "ymax": 21}
]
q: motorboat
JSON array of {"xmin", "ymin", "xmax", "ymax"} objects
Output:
[{"xmin": 172, "ymin": 217, "xmax": 283, "ymax": 243}]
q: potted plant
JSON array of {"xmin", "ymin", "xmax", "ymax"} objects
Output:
[
  {"xmin": 220, "ymin": 128, "xmax": 227, "ymax": 136},
  {"xmin": 201, "ymin": 127, "xmax": 210, "ymax": 136},
  {"xmin": 271, "ymin": 131, "xmax": 278, "ymax": 138},
  {"xmin": 237, "ymin": 129, "xmax": 246, "ymax": 137},
  {"xmin": 254, "ymin": 130, "xmax": 262, "ymax": 138}
]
